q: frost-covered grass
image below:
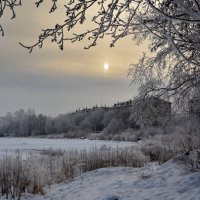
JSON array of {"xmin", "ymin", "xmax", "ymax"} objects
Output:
[
  {"xmin": 1, "ymin": 151, "xmax": 200, "ymax": 200},
  {"xmin": 1, "ymin": 133, "xmax": 200, "ymax": 200},
  {"xmin": 0, "ymin": 146, "xmax": 148, "ymax": 199},
  {"xmin": 140, "ymin": 133, "xmax": 200, "ymax": 164}
]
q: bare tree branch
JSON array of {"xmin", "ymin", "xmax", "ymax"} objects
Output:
[{"xmin": 1, "ymin": 0, "xmax": 200, "ymax": 107}]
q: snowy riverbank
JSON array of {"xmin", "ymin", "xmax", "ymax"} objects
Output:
[
  {"xmin": 0, "ymin": 137, "xmax": 136, "ymax": 157},
  {"xmin": 1, "ymin": 154, "xmax": 199, "ymax": 200}
]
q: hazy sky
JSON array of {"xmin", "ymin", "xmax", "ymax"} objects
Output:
[{"xmin": 0, "ymin": 1, "xmax": 148, "ymax": 116}]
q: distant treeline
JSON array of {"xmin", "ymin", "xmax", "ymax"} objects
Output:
[{"xmin": 0, "ymin": 108, "xmax": 133, "ymax": 137}]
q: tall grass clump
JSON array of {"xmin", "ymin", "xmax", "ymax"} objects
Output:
[{"xmin": 0, "ymin": 152, "xmax": 30, "ymax": 200}]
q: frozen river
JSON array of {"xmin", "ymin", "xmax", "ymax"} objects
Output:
[{"xmin": 0, "ymin": 137, "xmax": 135, "ymax": 157}]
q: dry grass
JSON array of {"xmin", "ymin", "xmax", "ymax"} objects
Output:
[{"xmin": 0, "ymin": 146, "xmax": 149, "ymax": 199}]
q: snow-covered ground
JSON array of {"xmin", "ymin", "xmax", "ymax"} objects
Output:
[
  {"xmin": 0, "ymin": 137, "xmax": 135, "ymax": 157},
  {"xmin": 1, "ymin": 155, "xmax": 199, "ymax": 200}
]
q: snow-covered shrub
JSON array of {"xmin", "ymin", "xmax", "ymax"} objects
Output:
[
  {"xmin": 171, "ymin": 134, "xmax": 200, "ymax": 153},
  {"xmin": 79, "ymin": 119, "xmax": 92, "ymax": 134},
  {"xmin": 166, "ymin": 114, "xmax": 200, "ymax": 136},
  {"xmin": 141, "ymin": 142, "xmax": 175, "ymax": 164},
  {"xmin": 103, "ymin": 118, "xmax": 125, "ymax": 134},
  {"xmin": 143, "ymin": 127, "xmax": 164, "ymax": 137},
  {"xmin": 111, "ymin": 129, "xmax": 143, "ymax": 142},
  {"xmin": 176, "ymin": 150, "xmax": 200, "ymax": 173}
]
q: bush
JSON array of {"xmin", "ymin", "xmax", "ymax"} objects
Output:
[
  {"xmin": 176, "ymin": 150, "xmax": 200, "ymax": 173},
  {"xmin": 103, "ymin": 118, "xmax": 125, "ymax": 134},
  {"xmin": 141, "ymin": 144, "xmax": 175, "ymax": 164}
]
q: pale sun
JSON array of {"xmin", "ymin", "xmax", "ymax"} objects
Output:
[{"xmin": 104, "ymin": 63, "xmax": 109, "ymax": 71}]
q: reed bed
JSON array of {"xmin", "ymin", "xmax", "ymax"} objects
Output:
[{"xmin": 0, "ymin": 146, "xmax": 148, "ymax": 199}]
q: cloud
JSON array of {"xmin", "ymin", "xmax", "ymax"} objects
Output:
[{"xmin": 0, "ymin": 1, "xmax": 147, "ymax": 116}]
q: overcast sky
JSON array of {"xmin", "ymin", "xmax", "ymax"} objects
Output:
[{"xmin": 0, "ymin": 1, "xmax": 148, "ymax": 116}]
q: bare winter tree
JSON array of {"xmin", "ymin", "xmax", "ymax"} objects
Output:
[{"xmin": 1, "ymin": 0, "xmax": 200, "ymax": 105}]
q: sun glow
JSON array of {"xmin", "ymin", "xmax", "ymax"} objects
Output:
[{"xmin": 104, "ymin": 63, "xmax": 109, "ymax": 71}]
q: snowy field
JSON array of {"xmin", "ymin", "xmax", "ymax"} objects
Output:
[
  {"xmin": 0, "ymin": 137, "xmax": 135, "ymax": 157},
  {"xmin": 1, "ymin": 156, "xmax": 199, "ymax": 200},
  {"xmin": 1, "ymin": 138, "xmax": 199, "ymax": 200}
]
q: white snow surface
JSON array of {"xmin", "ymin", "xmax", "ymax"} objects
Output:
[
  {"xmin": 0, "ymin": 137, "xmax": 135, "ymax": 157},
  {"xmin": 1, "ymin": 158, "xmax": 199, "ymax": 200}
]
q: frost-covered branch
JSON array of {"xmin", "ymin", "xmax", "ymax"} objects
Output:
[
  {"xmin": 2, "ymin": 0, "xmax": 200, "ymax": 105},
  {"xmin": 0, "ymin": 0, "xmax": 22, "ymax": 34}
]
